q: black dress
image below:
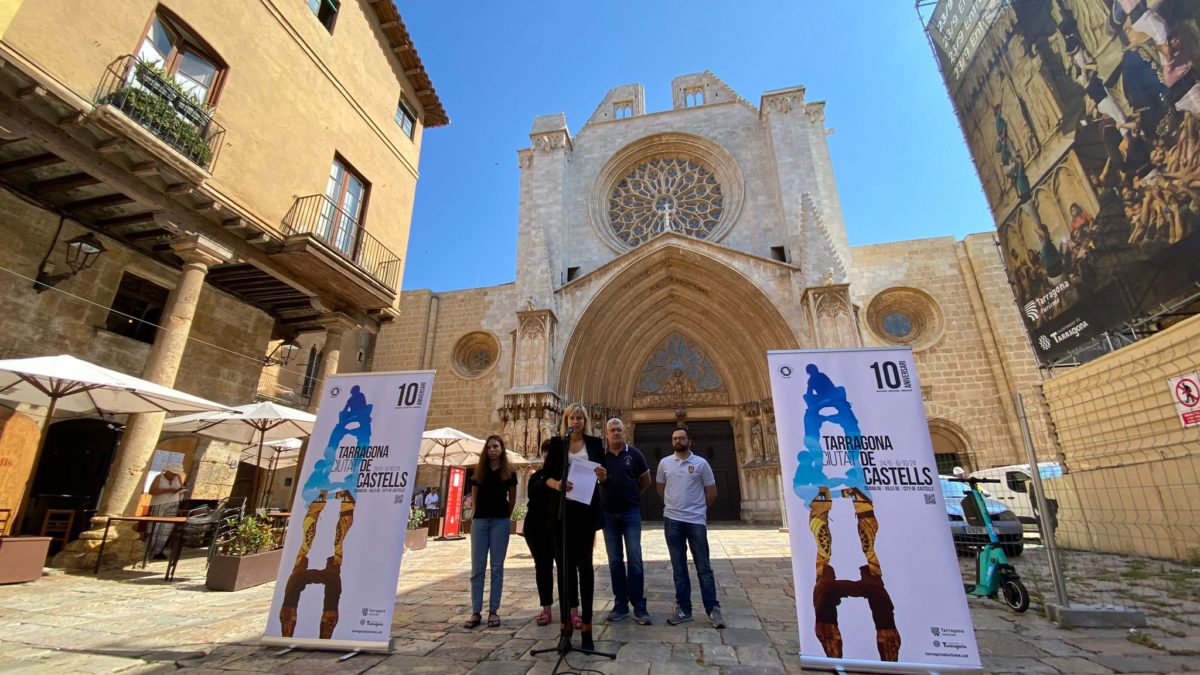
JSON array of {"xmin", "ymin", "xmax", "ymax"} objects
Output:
[
  {"xmin": 524, "ymin": 466, "xmax": 556, "ymax": 607},
  {"xmin": 541, "ymin": 433, "xmax": 604, "ymax": 628}
]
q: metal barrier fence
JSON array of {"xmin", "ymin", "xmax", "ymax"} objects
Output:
[{"xmin": 932, "ymin": 379, "xmax": 1200, "ymax": 634}]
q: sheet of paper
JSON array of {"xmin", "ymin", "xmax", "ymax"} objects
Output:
[{"xmin": 565, "ymin": 457, "xmax": 599, "ymax": 505}]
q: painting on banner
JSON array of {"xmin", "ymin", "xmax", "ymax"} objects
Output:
[
  {"xmin": 768, "ymin": 349, "xmax": 980, "ymax": 673},
  {"xmin": 262, "ymin": 371, "xmax": 434, "ymax": 652}
]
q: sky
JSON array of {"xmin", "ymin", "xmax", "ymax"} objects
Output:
[{"xmin": 398, "ymin": 1, "xmax": 991, "ymax": 292}]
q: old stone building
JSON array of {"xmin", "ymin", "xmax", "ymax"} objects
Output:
[
  {"xmin": 0, "ymin": 0, "xmax": 445, "ymax": 556},
  {"xmin": 375, "ymin": 73, "xmax": 1048, "ymax": 524}
]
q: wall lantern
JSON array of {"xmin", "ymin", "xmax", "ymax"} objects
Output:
[
  {"xmin": 263, "ymin": 338, "xmax": 302, "ymax": 367},
  {"xmin": 34, "ymin": 232, "xmax": 107, "ymax": 292}
]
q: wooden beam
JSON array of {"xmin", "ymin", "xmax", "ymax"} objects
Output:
[
  {"xmin": 95, "ymin": 212, "xmax": 156, "ymax": 229},
  {"xmin": 28, "ymin": 172, "xmax": 100, "ymax": 195},
  {"xmin": 0, "ymin": 99, "xmax": 329, "ymax": 301},
  {"xmin": 0, "ymin": 152, "xmax": 62, "ymax": 176},
  {"xmin": 125, "ymin": 228, "xmax": 171, "ymax": 242},
  {"xmin": 392, "ymin": 45, "xmax": 412, "ymax": 53},
  {"xmin": 164, "ymin": 183, "xmax": 193, "ymax": 196},
  {"xmin": 222, "ymin": 216, "xmax": 247, "ymax": 230},
  {"xmin": 130, "ymin": 162, "xmax": 159, "ymax": 177},
  {"xmin": 95, "ymin": 138, "xmax": 126, "ymax": 154},
  {"xmin": 63, "ymin": 192, "xmax": 134, "ymax": 211},
  {"xmin": 403, "ymin": 67, "xmax": 421, "ymax": 76},
  {"xmin": 16, "ymin": 86, "xmax": 47, "ymax": 101},
  {"xmin": 379, "ymin": 20, "xmax": 399, "ymax": 28},
  {"xmin": 58, "ymin": 112, "xmax": 87, "ymax": 128}
]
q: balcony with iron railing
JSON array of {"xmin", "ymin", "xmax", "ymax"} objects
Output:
[
  {"xmin": 281, "ymin": 194, "xmax": 403, "ymax": 292},
  {"xmin": 96, "ymin": 55, "xmax": 224, "ymax": 171}
]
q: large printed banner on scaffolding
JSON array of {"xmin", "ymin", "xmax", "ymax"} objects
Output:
[
  {"xmin": 768, "ymin": 349, "xmax": 980, "ymax": 673},
  {"xmin": 262, "ymin": 370, "xmax": 434, "ymax": 652},
  {"xmin": 923, "ymin": 1, "xmax": 1200, "ymax": 363}
]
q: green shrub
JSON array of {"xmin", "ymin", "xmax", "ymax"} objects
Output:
[
  {"xmin": 219, "ymin": 516, "xmax": 278, "ymax": 557},
  {"xmin": 408, "ymin": 507, "xmax": 426, "ymax": 530}
]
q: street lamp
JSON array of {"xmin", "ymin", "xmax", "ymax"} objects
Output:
[
  {"xmin": 264, "ymin": 338, "xmax": 302, "ymax": 366},
  {"xmin": 33, "ymin": 232, "xmax": 106, "ymax": 292}
]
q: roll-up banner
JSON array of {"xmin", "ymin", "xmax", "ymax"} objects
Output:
[
  {"xmin": 768, "ymin": 349, "xmax": 981, "ymax": 673},
  {"xmin": 262, "ymin": 370, "xmax": 434, "ymax": 653}
]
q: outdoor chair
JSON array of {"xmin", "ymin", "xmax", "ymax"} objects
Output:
[
  {"xmin": 161, "ymin": 505, "xmax": 209, "ymax": 580},
  {"xmin": 206, "ymin": 506, "xmax": 245, "ymax": 567},
  {"xmin": 40, "ymin": 509, "xmax": 75, "ymax": 554}
]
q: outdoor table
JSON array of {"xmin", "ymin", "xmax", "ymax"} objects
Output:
[{"xmin": 92, "ymin": 515, "xmax": 187, "ymax": 574}]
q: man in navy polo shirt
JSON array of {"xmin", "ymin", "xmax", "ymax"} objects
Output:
[{"xmin": 596, "ymin": 417, "xmax": 652, "ymax": 624}]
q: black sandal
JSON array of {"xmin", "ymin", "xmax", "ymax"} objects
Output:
[
  {"xmin": 487, "ymin": 612, "xmax": 501, "ymax": 627},
  {"xmin": 463, "ymin": 613, "xmax": 482, "ymax": 629}
]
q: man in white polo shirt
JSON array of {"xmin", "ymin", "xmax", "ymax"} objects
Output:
[{"xmin": 656, "ymin": 426, "xmax": 724, "ymax": 629}]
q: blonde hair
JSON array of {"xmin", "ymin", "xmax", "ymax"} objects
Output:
[{"xmin": 559, "ymin": 403, "xmax": 590, "ymax": 437}]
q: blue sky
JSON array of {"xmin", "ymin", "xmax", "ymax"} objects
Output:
[{"xmin": 398, "ymin": 1, "xmax": 991, "ymax": 292}]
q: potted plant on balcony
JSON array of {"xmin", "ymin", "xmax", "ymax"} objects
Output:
[
  {"xmin": 205, "ymin": 515, "xmax": 282, "ymax": 591},
  {"xmin": 405, "ymin": 507, "xmax": 427, "ymax": 552},
  {"xmin": 511, "ymin": 504, "xmax": 528, "ymax": 537},
  {"xmin": 103, "ymin": 59, "xmax": 215, "ymax": 167}
]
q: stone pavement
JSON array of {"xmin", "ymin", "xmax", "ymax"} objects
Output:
[{"xmin": 0, "ymin": 525, "xmax": 1196, "ymax": 673}]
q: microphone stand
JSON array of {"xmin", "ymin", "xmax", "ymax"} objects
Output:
[{"xmin": 530, "ymin": 428, "xmax": 616, "ymax": 671}]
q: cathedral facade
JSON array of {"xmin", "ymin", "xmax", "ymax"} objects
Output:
[{"xmin": 373, "ymin": 73, "xmax": 1049, "ymax": 524}]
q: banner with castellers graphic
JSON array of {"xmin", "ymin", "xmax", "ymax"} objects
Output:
[
  {"xmin": 262, "ymin": 370, "xmax": 434, "ymax": 652},
  {"xmin": 768, "ymin": 348, "xmax": 980, "ymax": 673}
]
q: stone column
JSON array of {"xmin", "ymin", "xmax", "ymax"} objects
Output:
[
  {"xmin": 98, "ymin": 235, "xmax": 230, "ymax": 519},
  {"xmin": 56, "ymin": 236, "xmax": 228, "ymax": 570}
]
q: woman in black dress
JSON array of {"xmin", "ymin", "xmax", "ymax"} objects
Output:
[
  {"xmin": 542, "ymin": 403, "xmax": 606, "ymax": 650},
  {"xmin": 524, "ymin": 440, "xmax": 557, "ymax": 626}
]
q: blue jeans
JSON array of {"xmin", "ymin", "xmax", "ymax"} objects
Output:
[
  {"xmin": 602, "ymin": 508, "xmax": 646, "ymax": 613},
  {"xmin": 470, "ymin": 517, "xmax": 510, "ymax": 614},
  {"xmin": 663, "ymin": 517, "xmax": 719, "ymax": 615}
]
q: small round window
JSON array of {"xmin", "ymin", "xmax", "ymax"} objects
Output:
[
  {"xmin": 451, "ymin": 332, "xmax": 500, "ymax": 379},
  {"xmin": 882, "ymin": 312, "xmax": 914, "ymax": 340},
  {"xmin": 865, "ymin": 288, "xmax": 944, "ymax": 351}
]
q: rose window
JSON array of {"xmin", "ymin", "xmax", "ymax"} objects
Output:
[{"xmin": 607, "ymin": 157, "xmax": 723, "ymax": 247}]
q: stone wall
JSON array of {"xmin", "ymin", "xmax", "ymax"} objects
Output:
[
  {"xmin": 375, "ymin": 283, "xmax": 518, "ymax": 439},
  {"xmin": 0, "ymin": 189, "xmax": 273, "ymax": 515}
]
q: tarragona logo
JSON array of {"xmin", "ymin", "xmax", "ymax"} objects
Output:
[
  {"xmin": 1037, "ymin": 335, "xmax": 1052, "ymax": 351},
  {"xmin": 1023, "ymin": 300, "xmax": 1039, "ymax": 322}
]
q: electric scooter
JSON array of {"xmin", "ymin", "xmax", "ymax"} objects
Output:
[{"xmin": 950, "ymin": 468, "xmax": 1030, "ymax": 613}]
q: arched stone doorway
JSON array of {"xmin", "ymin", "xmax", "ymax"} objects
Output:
[
  {"xmin": 558, "ymin": 244, "xmax": 800, "ymax": 522},
  {"xmin": 928, "ymin": 419, "xmax": 972, "ymax": 475}
]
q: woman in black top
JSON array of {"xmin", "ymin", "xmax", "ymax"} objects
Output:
[
  {"xmin": 524, "ymin": 439, "xmax": 557, "ymax": 626},
  {"xmin": 542, "ymin": 403, "xmax": 606, "ymax": 650},
  {"xmin": 462, "ymin": 435, "xmax": 518, "ymax": 629}
]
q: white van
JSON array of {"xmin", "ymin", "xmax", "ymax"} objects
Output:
[{"xmin": 970, "ymin": 462, "xmax": 1063, "ymax": 527}]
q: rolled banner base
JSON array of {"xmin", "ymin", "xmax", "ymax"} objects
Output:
[{"xmin": 260, "ymin": 636, "xmax": 393, "ymax": 654}]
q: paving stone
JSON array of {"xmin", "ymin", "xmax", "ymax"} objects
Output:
[
  {"xmin": 721, "ymin": 627, "xmax": 771, "ymax": 645},
  {"xmin": 367, "ymin": 654, "xmax": 474, "ymax": 674},
  {"xmin": 465, "ymin": 661, "xmax": 533, "ymax": 675},
  {"xmin": 701, "ymin": 643, "xmax": 738, "ymax": 666},
  {"xmin": 1040, "ymin": 656, "xmax": 1117, "ymax": 673},
  {"xmin": 979, "ymin": 655, "xmax": 1060, "ymax": 673},
  {"xmin": 1089, "ymin": 654, "xmax": 1200, "ymax": 673}
]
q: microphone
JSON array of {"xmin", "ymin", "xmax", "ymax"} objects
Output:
[{"xmin": 566, "ymin": 426, "xmax": 575, "ymax": 437}]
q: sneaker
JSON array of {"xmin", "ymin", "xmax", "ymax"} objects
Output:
[
  {"xmin": 633, "ymin": 609, "xmax": 653, "ymax": 625},
  {"xmin": 666, "ymin": 608, "xmax": 693, "ymax": 625},
  {"xmin": 707, "ymin": 608, "xmax": 726, "ymax": 629},
  {"xmin": 570, "ymin": 609, "xmax": 582, "ymax": 630},
  {"xmin": 606, "ymin": 607, "xmax": 630, "ymax": 623}
]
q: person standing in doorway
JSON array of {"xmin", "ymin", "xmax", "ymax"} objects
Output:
[
  {"xmin": 598, "ymin": 417, "xmax": 652, "ymax": 624},
  {"xmin": 657, "ymin": 426, "xmax": 724, "ymax": 629},
  {"xmin": 462, "ymin": 435, "xmax": 517, "ymax": 629}
]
